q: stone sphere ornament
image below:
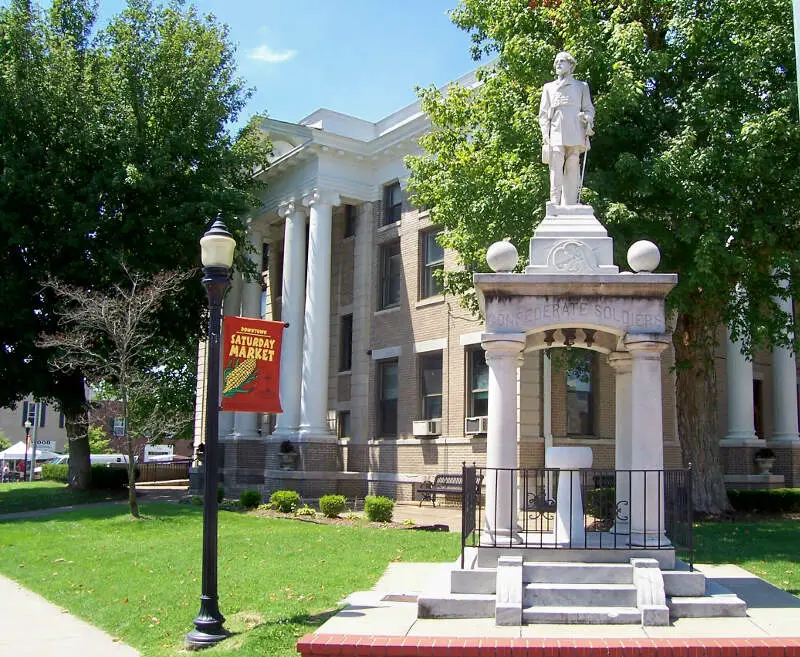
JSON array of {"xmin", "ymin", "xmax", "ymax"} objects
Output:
[
  {"xmin": 486, "ymin": 241, "xmax": 519, "ymax": 272},
  {"xmin": 627, "ymin": 240, "xmax": 661, "ymax": 273}
]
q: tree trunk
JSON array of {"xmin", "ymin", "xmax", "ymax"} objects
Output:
[
  {"xmin": 127, "ymin": 459, "xmax": 139, "ymax": 518},
  {"xmin": 673, "ymin": 312, "xmax": 732, "ymax": 516},
  {"xmin": 64, "ymin": 384, "xmax": 91, "ymax": 490}
]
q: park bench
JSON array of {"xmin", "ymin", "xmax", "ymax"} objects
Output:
[{"xmin": 417, "ymin": 472, "xmax": 483, "ymax": 507}]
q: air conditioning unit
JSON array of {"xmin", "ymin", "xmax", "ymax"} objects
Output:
[
  {"xmin": 464, "ymin": 416, "xmax": 488, "ymax": 435},
  {"xmin": 412, "ymin": 419, "xmax": 442, "ymax": 437}
]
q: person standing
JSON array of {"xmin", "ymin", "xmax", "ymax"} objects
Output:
[{"xmin": 539, "ymin": 51, "xmax": 595, "ymax": 206}]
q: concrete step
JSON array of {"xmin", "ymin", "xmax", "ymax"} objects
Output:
[
  {"xmin": 523, "ymin": 605, "xmax": 642, "ymax": 624},
  {"xmin": 524, "ymin": 582, "xmax": 637, "ymax": 607},
  {"xmin": 451, "ymin": 567, "xmax": 495, "ymax": 594},
  {"xmin": 667, "ymin": 594, "xmax": 747, "ymax": 618},
  {"xmin": 523, "ymin": 562, "xmax": 633, "ymax": 584},
  {"xmin": 662, "ymin": 570, "xmax": 706, "ymax": 597},
  {"xmin": 417, "ymin": 593, "xmax": 494, "ymax": 619}
]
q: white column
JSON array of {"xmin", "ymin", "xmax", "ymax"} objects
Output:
[
  {"xmin": 482, "ymin": 333, "xmax": 525, "ymax": 545},
  {"xmin": 274, "ymin": 200, "xmax": 307, "ymax": 437},
  {"xmin": 772, "ymin": 282, "xmax": 800, "ymax": 442},
  {"xmin": 724, "ymin": 330, "xmax": 757, "ymax": 441},
  {"xmin": 218, "ymin": 271, "xmax": 242, "ymax": 439},
  {"xmin": 298, "ymin": 189, "xmax": 340, "ymax": 442},
  {"xmin": 624, "ymin": 334, "xmax": 670, "ymax": 547},
  {"xmin": 608, "ymin": 351, "xmax": 632, "ymax": 535},
  {"xmin": 233, "ymin": 223, "xmax": 264, "ymax": 438}
]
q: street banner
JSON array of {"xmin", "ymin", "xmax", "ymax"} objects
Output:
[{"xmin": 220, "ymin": 317, "xmax": 284, "ymax": 413}]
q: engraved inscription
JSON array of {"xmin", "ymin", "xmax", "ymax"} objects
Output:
[{"xmin": 485, "ymin": 296, "xmax": 665, "ymax": 333}]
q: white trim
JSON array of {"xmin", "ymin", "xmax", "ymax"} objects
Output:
[
  {"xmin": 459, "ymin": 331, "xmax": 483, "ymax": 346},
  {"xmin": 414, "ymin": 338, "xmax": 447, "ymax": 353},
  {"xmin": 371, "ymin": 345, "xmax": 402, "ymax": 361},
  {"xmin": 367, "ymin": 436, "xmax": 477, "ymax": 446}
]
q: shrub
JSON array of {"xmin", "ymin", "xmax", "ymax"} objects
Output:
[
  {"xmin": 240, "ymin": 490, "xmax": 262, "ymax": 509},
  {"xmin": 364, "ymin": 495, "xmax": 394, "ymax": 522},
  {"xmin": 270, "ymin": 489, "xmax": 300, "ymax": 513},
  {"xmin": 728, "ymin": 489, "xmax": 800, "ymax": 513},
  {"xmin": 256, "ymin": 503, "xmax": 272, "ymax": 511},
  {"xmin": 217, "ymin": 485, "xmax": 225, "ymax": 503},
  {"xmin": 585, "ymin": 487, "xmax": 616, "ymax": 521},
  {"xmin": 190, "ymin": 496, "xmax": 203, "ymax": 505},
  {"xmin": 41, "ymin": 463, "xmax": 68, "ymax": 483},
  {"xmin": 319, "ymin": 494, "xmax": 347, "ymax": 518},
  {"xmin": 90, "ymin": 465, "xmax": 130, "ymax": 489},
  {"xmin": 295, "ymin": 504, "xmax": 316, "ymax": 517}
]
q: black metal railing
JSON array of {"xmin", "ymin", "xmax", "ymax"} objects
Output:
[{"xmin": 461, "ymin": 465, "xmax": 693, "ymax": 568}]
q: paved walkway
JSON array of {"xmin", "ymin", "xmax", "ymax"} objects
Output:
[{"xmin": 0, "ymin": 573, "xmax": 140, "ymax": 657}]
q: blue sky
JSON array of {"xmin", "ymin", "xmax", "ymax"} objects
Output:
[{"xmin": 92, "ymin": 0, "xmax": 483, "ymax": 132}]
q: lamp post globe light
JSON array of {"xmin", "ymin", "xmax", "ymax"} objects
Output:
[
  {"xmin": 23, "ymin": 420, "xmax": 32, "ymax": 480},
  {"xmin": 186, "ymin": 217, "xmax": 236, "ymax": 649}
]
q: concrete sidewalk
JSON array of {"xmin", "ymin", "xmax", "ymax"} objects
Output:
[{"xmin": 0, "ymin": 573, "xmax": 140, "ymax": 657}]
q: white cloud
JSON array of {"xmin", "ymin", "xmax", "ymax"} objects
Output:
[{"xmin": 248, "ymin": 44, "xmax": 297, "ymax": 64}]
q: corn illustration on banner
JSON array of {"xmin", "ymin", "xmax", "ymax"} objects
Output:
[{"xmin": 220, "ymin": 316, "xmax": 284, "ymax": 413}]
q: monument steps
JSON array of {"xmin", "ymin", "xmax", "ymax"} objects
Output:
[
  {"xmin": 523, "ymin": 561, "xmax": 633, "ymax": 584},
  {"xmin": 522, "ymin": 605, "xmax": 642, "ymax": 625},
  {"xmin": 524, "ymin": 581, "xmax": 638, "ymax": 607}
]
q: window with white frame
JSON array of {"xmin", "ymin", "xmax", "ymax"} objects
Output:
[
  {"xmin": 419, "ymin": 352, "xmax": 443, "ymax": 420},
  {"xmin": 467, "ymin": 347, "xmax": 489, "ymax": 417},
  {"xmin": 112, "ymin": 417, "xmax": 126, "ymax": 437},
  {"xmin": 566, "ymin": 350, "xmax": 594, "ymax": 435},
  {"xmin": 379, "ymin": 241, "xmax": 402, "ymax": 309},
  {"xmin": 420, "ymin": 229, "xmax": 444, "ymax": 299},
  {"xmin": 383, "ymin": 181, "xmax": 402, "ymax": 225},
  {"xmin": 378, "ymin": 360, "xmax": 398, "ymax": 436}
]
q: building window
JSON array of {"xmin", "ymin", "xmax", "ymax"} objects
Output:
[
  {"xmin": 112, "ymin": 417, "xmax": 126, "ymax": 437},
  {"xmin": 339, "ymin": 314, "xmax": 353, "ymax": 371},
  {"xmin": 421, "ymin": 229, "xmax": 444, "ymax": 298},
  {"xmin": 383, "ymin": 181, "xmax": 402, "ymax": 225},
  {"xmin": 566, "ymin": 351, "xmax": 594, "ymax": 435},
  {"xmin": 261, "ymin": 242, "xmax": 270, "ymax": 274},
  {"xmin": 344, "ymin": 204, "xmax": 357, "ymax": 237},
  {"xmin": 337, "ymin": 411, "xmax": 351, "ymax": 439},
  {"xmin": 419, "ymin": 352, "xmax": 443, "ymax": 420},
  {"xmin": 467, "ymin": 348, "xmax": 489, "ymax": 416},
  {"xmin": 274, "ymin": 243, "xmax": 284, "ymax": 296},
  {"xmin": 378, "ymin": 360, "xmax": 399, "ymax": 436},
  {"xmin": 379, "ymin": 241, "xmax": 402, "ymax": 309},
  {"xmin": 21, "ymin": 401, "xmax": 45, "ymax": 426}
]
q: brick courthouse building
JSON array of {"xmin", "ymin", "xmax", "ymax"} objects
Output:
[{"xmin": 194, "ymin": 70, "xmax": 800, "ymax": 500}]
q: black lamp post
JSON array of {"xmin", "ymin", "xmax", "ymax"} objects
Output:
[
  {"xmin": 23, "ymin": 420, "xmax": 32, "ymax": 481},
  {"xmin": 185, "ymin": 217, "xmax": 236, "ymax": 650}
]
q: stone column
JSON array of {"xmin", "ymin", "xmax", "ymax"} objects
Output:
[
  {"xmin": 771, "ymin": 283, "xmax": 799, "ymax": 443},
  {"xmin": 724, "ymin": 330, "xmax": 757, "ymax": 441},
  {"xmin": 274, "ymin": 200, "xmax": 307, "ymax": 437},
  {"xmin": 608, "ymin": 351, "xmax": 632, "ymax": 535},
  {"xmin": 482, "ymin": 333, "xmax": 525, "ymax": 545},
  {"xmin": 624, "ymin": 334, "xmax": 670, "ymax": 547},
  {"xmin": 233, "ymin": 223, "xmax": 264, "ymax": 439},
  {"xmin": 218, "ymin": 271, "xmax": 243, "ymax": 439},
  {"xmin": 298, "ymin": 189, "xmax": 340, "ymax": 442}
]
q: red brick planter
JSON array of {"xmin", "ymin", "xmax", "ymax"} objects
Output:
[{"xmin": 297, "ymin": 635, "xmax": 800, "ymax": 657}]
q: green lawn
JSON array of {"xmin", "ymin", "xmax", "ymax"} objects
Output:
[
  {"xmin": 0, "ymin": 502, "xmax": 460, "ymax": 657},
  {"xmin": 0, "ymin": 480, "xmax": 127, "ymax": 514},
  {"xmin": 694, "ymin": 516, "xmax": 800, "ymax": 596}
]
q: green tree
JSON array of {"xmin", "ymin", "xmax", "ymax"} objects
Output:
[
  {"xmin": 87, "ymin": 425, "xmax": 113, "ymax": 454},
  {"xmin": 0, "ymin": 0, "xmax": 270, "ymax": 489},
  {"xmin": 408, "ymin": 0, "xmax": 800, "ymax": 514},
  {"xmin": 0, "ymin": 430, "xmax": 11, "ymax": 452}
]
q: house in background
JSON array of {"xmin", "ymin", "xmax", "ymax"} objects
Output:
[
  {"xmin": 0, "ymin": 396, "xmax": 68, "ymax": 454},
  {"xmin": 193, "ymin": 70, "xmax": 800, "ymax": 500}
]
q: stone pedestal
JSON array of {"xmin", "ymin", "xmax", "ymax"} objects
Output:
[
  {"xmin": 546, "ymin": 446, "xmax": 593, "ymax": 546},
  {"xmin": 526, "ymin": 203, "xmax": 618, "ymax": 274}
]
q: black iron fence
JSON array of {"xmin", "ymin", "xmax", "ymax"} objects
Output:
[{"xmin": 461, "ymin": 465, "xmax": 693, "ymax": 567}]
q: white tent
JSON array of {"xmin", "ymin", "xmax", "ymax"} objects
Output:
[{"xmin": 0, "ymin": 441, "xmax": 61, "ymax": 462}]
